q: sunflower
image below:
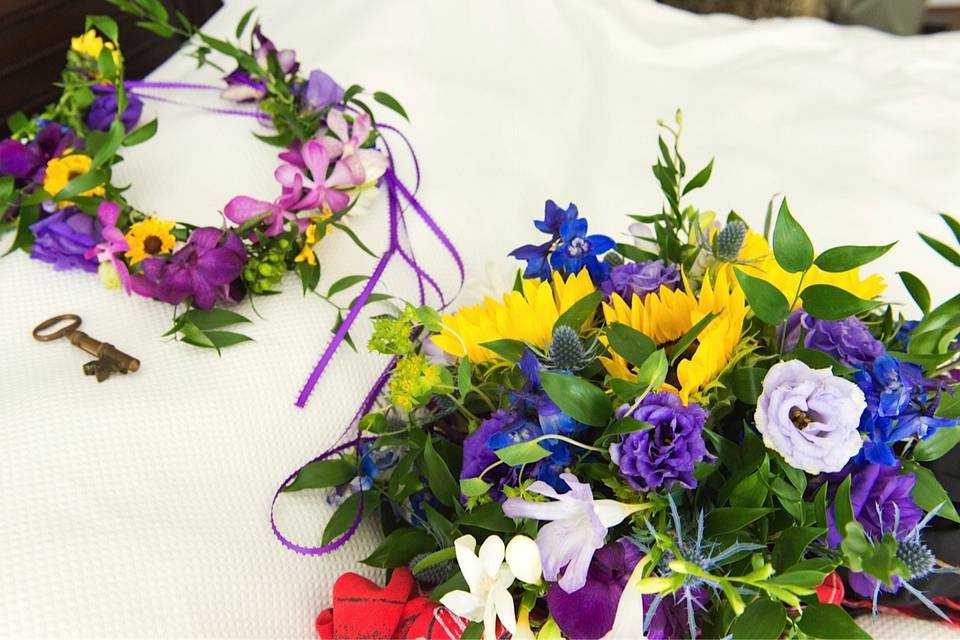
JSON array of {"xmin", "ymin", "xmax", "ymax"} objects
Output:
[
  {"xmin": 124, "ymin": 218, "xmax": 176, "ymax": 265},
  {"xmin": 600, "ymin": 269, "xmax": 748, "ymax": 403},
  {"xmin": 731, "ymin": 231, "xmax": 885, "ymax": 304},
  {"xmin": 432, "ymin": 269, "xmax": 596, "ymax": 363},
  {"xmin": 43, "ymin": 155, "xmax": 105, "ymax": 206}
]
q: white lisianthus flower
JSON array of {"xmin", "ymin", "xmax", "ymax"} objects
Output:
[
  {"xmin": 755, "ymin": 360, "xmax": 866, "ymax": 474},
  {"xmin": 439, "ymin": 534, "xmax": 517, "ymax": 640}
]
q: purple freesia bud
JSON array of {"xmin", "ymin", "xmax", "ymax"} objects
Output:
[
  {"xmin": 86, "ymin": 88, "xmax": 144, "ymax": 132},
  {"xmin": 303, "ymin": 69, "xmax": 344, "ymax": 111},
  {"xmin": 28, "ymin": 206, "xmax": 102, "ymax": 272},
  {"xmin": 610, "ymin": 391, "xmax": 709, "ymax": 492},
  {"xmin": 137, "ymin": 227, "xmax": 246, "ymax": 310},
  {"xmin": 546, "ymin": 540, "xmax": 641, "ymax": 640},
  {"xmin": 601, "ymin": 259, "xmax": 681, "ymax": 301}
]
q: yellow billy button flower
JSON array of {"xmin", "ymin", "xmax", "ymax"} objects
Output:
[
  {"xmin": 294, "ymin": 223, "xmax": 319, "ymax": 266},
  {"xmin": 732, "ymin": 230, "xmax": 885, "ymax": 304},
  {"xmin": 43, "ymin": 155, "xmax": 105, "ymax": 206},
  {"xmin": 600, "ymin": 269, "xmax": 748, "ymax": 403},
  {"xmin": 124, "ymin": 218, "xmax": 176, "ymax": 265},
  {"xmin": 431, "ymin": 268, "xmax": 596, "ymax": 363}
]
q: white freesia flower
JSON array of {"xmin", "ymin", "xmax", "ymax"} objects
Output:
[
  {"xmin": 439, "ymin": 534, "xmax": 517, "ymax": 640},
  {"xmin": 505, "ymin": 534, "xmax": 542, "ymax": 584}
]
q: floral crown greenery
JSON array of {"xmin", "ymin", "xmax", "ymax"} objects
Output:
[{"xmin": 290, "ymin": 112, "xmax": 960, "ymax": 639}]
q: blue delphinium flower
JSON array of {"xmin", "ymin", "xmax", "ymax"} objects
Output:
[
  {"xmin": 550, "ymin": 218, "xmax": 615, "ymax": 282},
  {"xmin": 855, "ymin": 354, "xmax": 958, "ymax": 465},
  {"xmin": 510, "ymin": 200, "xmax": 614, "ymax": 283}
]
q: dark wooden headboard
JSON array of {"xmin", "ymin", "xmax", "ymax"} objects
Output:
[{"xmin": 0, "ymin": 0, "xmax": 222, "ymax": 129}]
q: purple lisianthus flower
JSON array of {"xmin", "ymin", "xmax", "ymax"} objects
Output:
[
  {"xmin": 820, "ymin": 461, "xmax": 922, "ymax": 549},
  {"xmin": 601, "ymin": 259, "xmax": 681, "ymax": 301},
  {"xmin": 136, "ymin": 227, "xmax": 246, "ymax": 310},
  {"xmin": 782, "ymin": 311, "xmax": 883, "ymax": 368},
  {"xmin": 302, "ymin": 69, "xmax": 344, "ymax": 111},
  {"xmin": 642, "ymin": 588, "xmax": 710, "ymax": 640},
  {"xmin": 0, "ymin": 122, "xmax": 76, "ymax": 183},
  {"xmin": 610, "ymin": 392, "xmax": 709, "ymax": 492},
  {"xmin": 547, "ymin": 540, "xmax": 641, "ymax": 640},
  {"xmin": 86, "ymin": 88, "xmax": 143, "ymax": 132},
  {"xmin": 29, "ymin": 206, "xmax": 101, "ymax": 272}
]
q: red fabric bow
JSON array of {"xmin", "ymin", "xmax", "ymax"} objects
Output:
[{"xmin": 316, "ymin": 568, "xmax": 468, "ymax": 640}]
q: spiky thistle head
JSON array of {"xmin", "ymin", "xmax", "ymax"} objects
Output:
[
  {"xmin": 547, "ymin": 325, "xmax": 593, "ymax": 371},
  {"xmin": 604, "ymin": 251, "xmax": 624, "ymax": 267},
  {"xmin": 409, "ymin": 552, "xmax": 454, "ymax": 587},
  {"xmin": 897, "ymin": 539, "xmax": 936, "ymax": 580},
  {"xmin": 713, "ymin": 220, "xmax": 747, "ymax": 262}
]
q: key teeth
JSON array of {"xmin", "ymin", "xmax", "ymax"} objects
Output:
[{"xmin": 83, "ymin": 359, "xmax": 111, "ymax": 382}]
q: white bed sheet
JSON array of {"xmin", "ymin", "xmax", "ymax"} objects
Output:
[{"xmin": 3, "ymin": 0, "xmax": 960, "ymax": 637}]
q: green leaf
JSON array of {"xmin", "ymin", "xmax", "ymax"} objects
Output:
[
  {"xmin": 898, "ymin": 271, "xmax": 931, "ymax": 315},
  {"xmin": 797, "ymin": 604, "xmax": 870, "ymax": 640},
  {"xmin": 235, "ymin": 7, "xmax": 255, "ymax": 38},
  {"xmin": 86, "ymin": 15, "xmax": 119, "ymax": 43},
  {"xmin": 635, "ymin": 349, "xmax": 669, "ymax": 392},
  {"xmin": 373, "ymin": 91, "xmax": 409, "ymax": 120},
  {"xmin": 772, "ymin": 527, "xmax": 826, "ymax": 572},
  {"xmin": 668, "ymin": 311, "xmax": 718, "ymax": 366},
  {"xmin": 2, "ymin": 202, "xmax": 38, "ymax": 255},
  {"xmin": 297, "ymin": 261, "xmax": 321, "ymax": 294},
  {"xmin": 605, "ymin": 323, "xmax": 656, "ymax": 369},
  {"xmin": 814, "ymin": 482, "xmax": 829, "ymax": 530},
  {"xmin": 772, "ymin": 198, "xmax": 814, "ymax": 273},
  {"xmin": 412, "ymin": 547, "xmax": 456, "ymax": 575},
  {"xmin": 6, "ymin": 111, "xmax": 28, "ymax": 135},
  {"xmin": 616, "ymin": 242, "xmax": 659, "ymax": 263},
  {"xmin": 801, "ymin": 284, "xmax": 877, "ymax": 321},
  {"xmin": 735, "ymin": 269, "xmax": 791, "ymax": 325},
  {"xmin": 97, "ymin": 46, "xmax": 117, "ymax": 82},
  {"xmin": 596, "ymin": 418, "xmax": 654, "ymax": 445},
  {"xmin": 705, "ymin": 507, "xmax": 775, "ymax": 536},
  {"xmin": 422, "ymin": 438, "xmax": 460, "ymax": 507},
  {"xmin": 321, "ymin": 491, "xmax": 367, "ymax": 545},
  {"xmin": 554, "ymin": 291, "xmax": 603, "ymax": 332},
  {"xmin": 91, "ymin": 120, "xmax": 125, "ymax": 170},
  {"xmin": 327, "ymin": 274, "xmax": 368, "ymax": 297},
  {"xmin": 904, "ymin": 462, "xmax": 960, "ymax": 523},
  {"xmin": 732, "ymin": 599, "xmax": 786, "ymax": 640},
  {"xmin": 0, "ymin": 175, "xmax": 14, "ymax": 204},
  {"xmin": 730, "ymin": 367, "xmax": 766, "ymax": 405},
  {"xmin": 52, "ymin": 169, "xmax": 108, "ymax": 202},
  {"xmin": 457, "ymin": 357, "xmax": 472, "ymax": 398},
  {"xmin": 180, "ymin": 308, "xmax": 251, "ymax": 330},
  {"xmin": 480, "ymin": 339, "xmax": 527, "ymax": 362},
  {"xmin": 936, "ymin": 390, "xmax": 960, "ymax": 419},
  {"xmin": 461, "ymin": 622, "xmax": 483, "ymax": 640},
  {"xmin": 343, "ymin": 84, "xmax": 364, "ymax": 102},
  {"xmin": 203, "ymin": 330, "xmax": 254, "ymax": 349},
  {"xmin": 460, "ymin": 477, "xmax": 492, "ymax": 497},
  {"xmin": 913, "ymin": 427, "xmax": 960, "ymax": 462},
  {"xmin": 457, "ymin": 502, "xmax": 515, "ymax": 532},
  {"xmin": 414, "ymin": 305, "xmax": 442, "ymax": 332},
  {"xmin": 540, "ymin": 371, "xmax": 612, "ymax": 427},
  {"xmin": 178, "ymin": 322, "xmax": 216, "ymax": 349},
  {"xmin": 681, "ymin": 158, "xmax": 714, "ymax": 196},
  {"xmin": 941, "ymin": 213, "xmax": 960, "ymax": 245},
  {"xmin": 361, "ymin": 527, "xmax": 436, "ymax": 568},
  {"xmin": 122, "ymin": 118, "xmax": 158, "ymax": 146},
  {"xmin": 136, "ymin": 20, "xmax": 174, "ymax": 38},
  {"xmin": 495, "ymin": 441, "xmax": 552, "ymax": 467},
  {"xmin": 607, "ymin": 376, "xmax": 646, "ymax": 403},
  {"xmin": 814, "ymin": 243, "xmax": 895, "ymax": 273},
  {"xmin": 784, "ymin": 348, "xmax": 856, "ymax": 377},
  {"xmin": 284, "ymin": 459, "xmax": 355, "ymax": 492},
  {"xmin": 834, "ymin": 474, "xmax": 855, "ymax": 536},
  {"xmin": 919, "ymin": 232, "xmax": 960, "ymax": 267},
  {"xmin": 330, "ymin": 221, "xmax": 378, "ymax": 258}
]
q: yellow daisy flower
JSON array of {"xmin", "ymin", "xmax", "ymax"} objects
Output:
[
  {"xmin": 71, "ymin": 30, "xmax": 120, "ymax": 65},
  {"xmin": 43, "ymin": 155, "xmax": 105, "ymax": 206},
  {"xmin": 295, "ymin": 223, "xmax": 319, "ymax": 266},
  {"xmin": 124, "ymin": 218, "xmax": 176, "ymax": 265},
  {"xmin": 731, "ymin": 231, "xmax": 885, "ymax": 304},
  {"xmin": 600, "ymin": 269, "xmax": 748, "ymax": 403},
  {"xmin": 432, "ymin": 269, "xmax": 596, "ymax": 363}
]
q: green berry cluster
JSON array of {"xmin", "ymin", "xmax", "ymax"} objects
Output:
[{"xmin": 243, "ymin": 235, "xmax": 295, "ymax": 294}]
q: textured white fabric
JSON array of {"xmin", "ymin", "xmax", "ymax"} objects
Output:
[{"xmin": 3, "ymin": 0, "xmax": 960, "ymax": 637}]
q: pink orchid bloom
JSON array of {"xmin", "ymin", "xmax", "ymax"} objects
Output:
[
  {"xmin": 274, "ymin": 140, "xmax": 351, "ymax": 213},
  {"xmin": 319, "ymin": 110, "xmax": 388, "ymax": 187},
  {"xmin": 223, "ymin": 184, "xmax": 309, "ymax": 237},
  {"xmin": 84, "ymin": 201, "xmax": 132, "ymax": 293}
]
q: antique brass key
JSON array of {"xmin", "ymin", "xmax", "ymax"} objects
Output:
[{"xmin": 33, "ymin": 314, "xmax": 140, "ymax": 382}]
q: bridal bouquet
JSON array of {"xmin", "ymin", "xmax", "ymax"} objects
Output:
[
  {"xmin": 299, "ymin": 114, "xmax": 960, "ymax": 639},
  {"xmin": 1, "ymin": 4, "xmax": 412, "ymax": 351}
]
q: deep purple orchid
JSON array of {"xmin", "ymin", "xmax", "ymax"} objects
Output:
[
  {"xmin": 0, "ymin": 122, "xmax": 76, "ymax": 183},
  {"xmin": 86, "ymin": 87, "xmax": 143, "ymax": 132},
  {"xmin": 219, "ymin": 25, "xmax": 297, "ymax": 104},
  {"xmin": 546, "ymin": 540, "xmax": 642, "ymax": 640},
  {"xmin": 136, "ymin": 227, "xmax": 246, "ymax": 309},
  {"xmin": 302, "ymin": 69, "xmax": 344, "ymax": 111},
  {"xmin": 83, "ymin": 201, "xmax": 132, "ymax": 292},
  {"xmin": 274, "ymin": 139, "xmax": 351, "ymax": 213},
  {"xmin": 29, "ymin": 206, "xmax": 101, "ymax": 272}
]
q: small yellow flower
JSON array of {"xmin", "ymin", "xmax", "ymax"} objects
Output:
[
  {"xmin": 294, "ymin": 223, "xmax": 319, "ymax": 266},
  {"xmin": 432, "ymin": 269, "xmax": 596, "ymax": 363},
  {"xmin": 124, "ymin": 218, "xmax": 176, "ymax": 265},
  {"xmin": 71, "ymin": 30, "xmax": 120, "ymax": 65},
  {"xmin": 43, "ymin": 155, "xmax": 105, "ymax": 206},
  {"xmin": 389, "ymin": 354, "xmax": 442, "ymax": 411}
]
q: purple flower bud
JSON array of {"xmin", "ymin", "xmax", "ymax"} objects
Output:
[
  {"xmin": 610, "ymin": 392, "xmax": 709, "ymax": 492},
  {"xmin": 303, "ymin": 69, "xmax": 344, "ymax": 111},
  {"xmin": 86, "ymin": 89, "xmax": 143, "ymax": 132},
  {"xmin": 601, "ymin": 259, "xmax": 681, "ymax": 300},
  {"xmin": 29, "ymin": 206, "xmax": 102, "ymax": 272}
]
